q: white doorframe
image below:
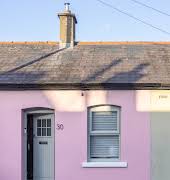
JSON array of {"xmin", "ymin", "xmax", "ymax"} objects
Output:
[{"xmin": 22, "ymin": 109, "xmax": 55, "ymax": 180}]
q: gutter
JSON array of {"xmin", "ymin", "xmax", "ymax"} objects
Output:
[{"xmin": 0, "ymin": 83, "xmax": 169, "ymax": 91}]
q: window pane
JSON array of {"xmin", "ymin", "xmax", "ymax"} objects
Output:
[
  {"xmin": 90, "ymin": 135, "xmax": 119, "ymax": 159},
  {"xmin": 37, "ymin": 128, "xmax": 41, "ymax": 136},
  {"xmin": 92, "ymin": 111, "xmax": 118, "ymax": 131},
  {"xmin": 42, "ymin": 119, "xmax": 46, "ymax": 127},
  {"xmin": 37, "ymin": 119, "xmax": 41, "ymax": 127},
  {"xmin": 47, "ymin": 119, "xmax": 51, "ymax": 127},
  {"xmin": 47, "ymin": 128, "xmax": 51, "ymax": 136},
  {"xmin": 42, "ymin": 128, "xmax": 46, "ymax": 136}
]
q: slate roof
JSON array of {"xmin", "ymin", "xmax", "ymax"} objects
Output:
[{"xmin": 0, "ymin": 42, "xmax": 170, "ymax": 89}]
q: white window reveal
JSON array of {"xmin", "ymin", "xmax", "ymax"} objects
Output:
[{"xmin": 82, "ymin": 105, "xmax": 128, "ymax": 168}]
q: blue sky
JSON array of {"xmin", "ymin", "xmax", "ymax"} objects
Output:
[{"xmin": 0, "ymin": 0, "xmax": 170, "ymax": 41}]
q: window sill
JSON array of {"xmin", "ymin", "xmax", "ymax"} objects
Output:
[{"xmin": 82, "ymin": 161, "xmax": 128, "ymax": 168}]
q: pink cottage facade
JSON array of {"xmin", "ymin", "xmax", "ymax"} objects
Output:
[
  {"xmin": 0, "ymin": 91, "xmax": 150, "ymax": 180},
  {"xmin": 1, "ymin": 4, "xmax": 170, "ymax": 180}
]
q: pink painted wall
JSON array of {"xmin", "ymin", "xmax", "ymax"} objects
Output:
[{"xmin": 0, "ymin": 90, "xmax": 150, "ymax": 180}]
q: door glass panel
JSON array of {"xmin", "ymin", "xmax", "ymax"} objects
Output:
[
  {"xmin": 47, "ymin": 128, "xmax": 51, "ymax": 136},
  {"xmin": 42, "ymin": 119, "xmax": 46, "ymax": 127},
  {"xmin": 37, "ymin": 119, "xmax": 41, "ymax": 127},
  {"xmin": 36, "ymin": 118, "xmax": 52, "ymax": 137},
  {"xmin": 42, "ymin": 128, "xmax": 46, "ymax": 136},
  {"xmin": 47, "ymin": 119, "xmax": 51, "ymax": 127},
  {"xmin": 37, "ymin": 128, "xmax": 41, "ymax": 136}
]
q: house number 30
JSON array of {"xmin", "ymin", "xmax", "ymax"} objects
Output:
[{"xmin": 56, "ymin": 124, "xmax": 64, "ymax": 130}]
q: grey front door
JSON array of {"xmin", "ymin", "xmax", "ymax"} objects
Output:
[{"xmin": 33, "ymin": 114, "xmax": 54, "ymax": 180}]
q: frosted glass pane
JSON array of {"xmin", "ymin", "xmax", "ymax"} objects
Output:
[
  {"xmin": 37, "ymin": 128, "xmax": 41, "ymax": 136},
  {"xmin": 47, "ymin": 128, "xmax": 51, "ymax": 136},
  {"xmin": 37, "ymin": 119, "xmax": 41, "ymax": 127},
  {"xmin": 42, "ymin": 119, "xmax": 46, "ymax": 127},
  {"xmin": 47, "ymin": 119, "xmax": 51, "ymax": 127},
  {"xmin": 42, "ymin": 128, "xmax": 46, "ymax": 136}
]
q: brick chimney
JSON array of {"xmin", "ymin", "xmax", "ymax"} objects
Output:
[{"xmin": 58, "ymin": 3, "xmax": 77, "ymax": 48}]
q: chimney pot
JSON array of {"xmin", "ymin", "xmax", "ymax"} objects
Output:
[{"xmin": 64, "ymin": 3, "xmax": 70, "ymax": 11}]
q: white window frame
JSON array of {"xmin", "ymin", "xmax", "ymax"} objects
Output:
[{"xmin": 87, "ymin": 105, "xmax": 121, "ymax": 162}]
